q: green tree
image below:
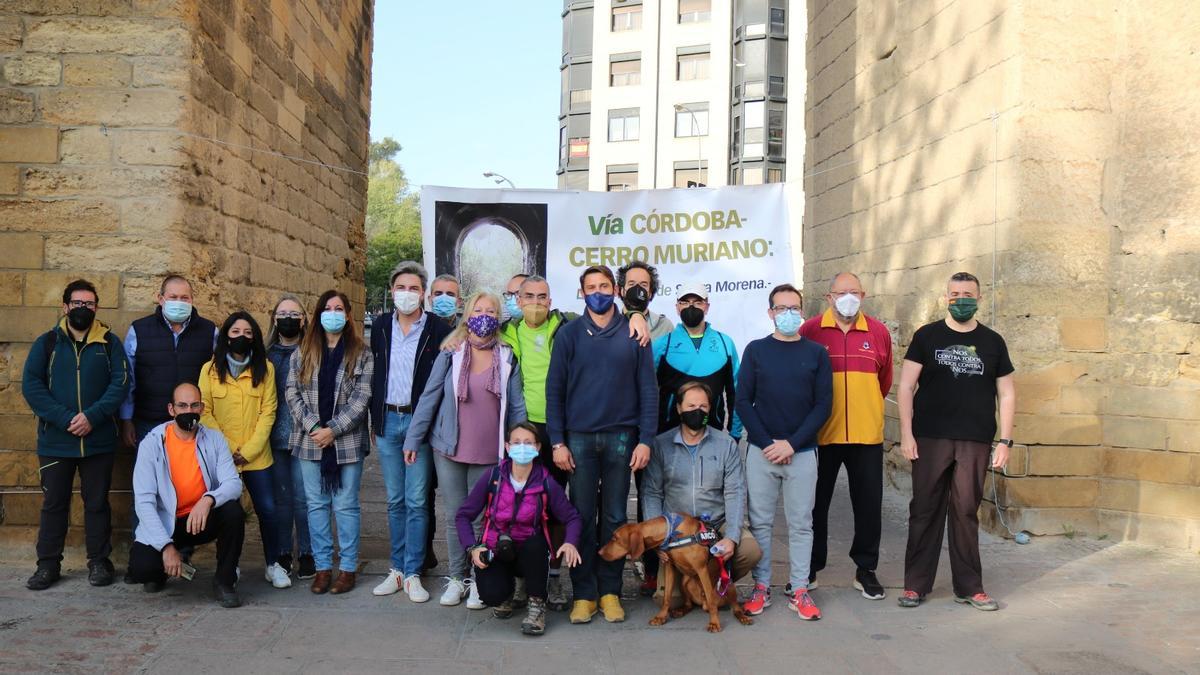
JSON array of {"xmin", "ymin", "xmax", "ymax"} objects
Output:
[{"xmin": 364, "ymin": 137, "xmax": 422, "ymax": 312}]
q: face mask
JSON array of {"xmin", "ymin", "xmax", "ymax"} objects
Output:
[
  {"xmin": 393, "ymin": 290, "xmax": 420, "ymax": 314},
  {"xmin": 502, "ymin": 295, "xmax": 521, "ymax": 322},
  {"xmin": 228, "ymin": 335, "xmax": 253, "ymax": 356},
  {"xmin": 680, "ymin": 306, "xmax": 705, "ymax": 329},
  {"xmin": 275, "ymin": 317, "xmax": 302, "ymax": 339},
  {"xmin": 948, "ymin": 297, "xmax": 978, "ymax": 323},
  {"xmin": 774, "ymin": 309, "xmax": 802, "ymax": 336},
  {"xmin": 521, "ymin": 303, "xmax": 548, "ymax": 326},
  {"xmin": 67, "ymin": 306, "xmax": 95, "ymax": 332},
  {"xmin": 321, "ymin": 311, "xmax": 347, "ymax": 334},
  {"xmin": 585, "ymin": 291, "xmax": 615, "ymax": 315},
  {"xmin": 507, "ymin": 443, "xmax": 539, "ymax": 465},
  {"xmin": 431, "ymin": 295, "xmax": 457, "ymax": 318},
  {"xmin": 466, "ymin": 314, "xmax": 499, "ymax": 338},
  {"xmin": 623, "ymin": 284, "xmax": 650, "ymax": 312},
  {"xmin": 174, "ymin": 412, "xmax": 200, "ymax": 432},
  {"xmin": 834, "ymin": 293, "xmax": 861, "ymax": 319},
  {"xmin": 680, "ymin": 408, "xmax": 708, "ymax": 431},
  {"xmin": 163, "ymin": 300, "xmax": 192, "ymax": 323}
]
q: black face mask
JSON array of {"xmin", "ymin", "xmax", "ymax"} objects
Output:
[
  {"xmin": 174, "ymin": 412, "xmax": 200, "ymax": 432},
  {"xmin": 228, "ymin": 335, "xmax": 253, "ymax": 356},
  {"xmin": 680, "ymin": 306, "xmax": 705, "ymax": 329},
  {"xmin": 276, "ymin": 317, "xmax": 302, "ymax": 339},
  {"xmin": 623, "ymin": 284, "xmax": 650, "ymax": 312},
  {"xmin": 680, "ymin": 408, "xmax": 708, "ymax": 431},
  {"xmin": 67, "ymin": 307, "xmax": 96, "ymax": 332}
]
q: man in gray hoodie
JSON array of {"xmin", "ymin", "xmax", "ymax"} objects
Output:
[{"xmin": 128, "ymin": 383, "xmax": 245, "ymax": 608}]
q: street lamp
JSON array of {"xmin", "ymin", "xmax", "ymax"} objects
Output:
[
  {"xmin": 482, "ymin": 171, "xmax": 515, "ymax": 189},
  {"xmin": 674, "ymin": 104, "xmax": 704, "ymax": 187}
]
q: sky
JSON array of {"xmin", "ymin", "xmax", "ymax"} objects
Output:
[{"xmin": 369, "ymin": 2, "xmax": 561, "ymax": 191}]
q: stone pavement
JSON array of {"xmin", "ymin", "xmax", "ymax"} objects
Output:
[{"xmin": 1, "ymin": 453, "xmax": 1198, "ymax": 674}]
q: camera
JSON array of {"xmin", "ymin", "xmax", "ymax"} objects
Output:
[{"xmin": 480, "ymin": 534, "xmax": 516, "ymax": 565}]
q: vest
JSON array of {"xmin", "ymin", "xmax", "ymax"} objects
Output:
[{"xmin": 132, "ymin": 307, "xmax": 216, "ymax": 423}]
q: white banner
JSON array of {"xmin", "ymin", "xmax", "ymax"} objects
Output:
[{"xmin": 419, "ymin": 184, "xmax": 797, "ymax": 351}]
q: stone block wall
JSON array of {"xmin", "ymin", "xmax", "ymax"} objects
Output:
[
  {"xmin": 804, "ymin": 0, "xmax": 1200, "ymax": 549},
  {"xmin": 0, "ymin": 0, "xmax": 372, "ymax": 563}
]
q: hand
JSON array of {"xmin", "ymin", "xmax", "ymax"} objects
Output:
[
  {"xmin": 714, "ymin": 538, "xmax": 736, "ymax": 561},
  {"xmin": 186, "ymin": 495, "xmax": 213, "ymax": 535},
  {"xmin": 67, "ymin": 412, "xmax": 92, "ymax": 437},
  {"xmin": 763, "ymin": 439, "xmax": 795, "ymax": 465},
  {"xmin": 900, "ymin": 435, "xmax": 919, "ymax": 461},
  {"xmin": 403, "ymin": 450, "xmax": 418, "ymax": 465},
  {"xmin": 553, "ymin": 445, "xmax": 575, "ymax": 473},
  {"xmin": 628, "ymin": 312, "xmax": 650, "ymax": 347},
  {"xmin": 162, "ymin": 544, "xmax": 182, "ymax": 578},
  {"xmin": 556, "ymin": 543, "xmax": 582, "ymax": 568},
  {"xmin": 470, "ymin": 546, "xmax": 488, "ymax": 569},
  {"xmin": 443, "ymin": 334, "xmax": 465, "ymax": 352},
  {"xmin": 657, "ymin": 550, "xmax": 669, "ymax": 564},
  {"xmin": 992, "ymin": 442, "xmax": 1010, "ymax": 469},
  {"xmin": 231, "ymin": 450, "xmax": 248, "ymax": 466},
  {"xmin": 120, "ymin": 419, "xmax": 137, "ymax": 449},
  {"xmin": 310, "ymin": 427, "xmax": 335, "ymax": 448},
  {"xmin": 630, "ymin": 443, "xmax": 651, "ymax": 471}
]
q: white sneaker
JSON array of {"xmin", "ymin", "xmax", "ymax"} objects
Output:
[
  {"xmin": 466, "ymin": 577, "xmax": 485, "ymax": 610},
  {"xmin": 440, "ymin": 577, "xmax": 467, "ymax": 606},
  {"xmin": 373, "ymin": 569, "xmax": 403, "ymax": 596},
  {"xmin": 266, "ymin": 563, "xmax": 292, "ymax": 589},
  {"xmin": 403, "ymin": 574, "xmax": 430, "ymax": 603}
]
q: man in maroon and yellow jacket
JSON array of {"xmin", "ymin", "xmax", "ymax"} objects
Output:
[{"xmin": 799, "ymin": 272, "xmax": 893, "ymax": 601}]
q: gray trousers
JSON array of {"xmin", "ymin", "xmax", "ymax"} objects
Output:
[
  {"xmin": 433, "ymin": 452, "xmax": 495, "ymax": 580},
  {"xmin": 746, "ymin": 444, "xmax": 818, "ymax": 590}
]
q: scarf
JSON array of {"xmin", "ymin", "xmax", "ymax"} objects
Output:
[
  {"xmin": 456, "ymin": 337, "xmax": 502, "ymax": 403},
  {"xmin": 226, "ymin": 353, "xmax": 250, "ymax": 379},
  {"xmin": 317, "ymin": 339, "xmax": 345, "ymax": 493}
]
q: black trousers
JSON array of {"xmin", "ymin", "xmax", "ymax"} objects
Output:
[
  {"xmin": 36, "ymin": 453, "xmax": 115, "ymax": 568},
  {"xmin": 474, "ymin": 535, "xmax": 550, "ymax": 607},
  {"xmin": 128, "ymin": 501, "xmax": 245, "ymax": 586},
  {"xmin": 811, "ymin": 443, "xmax": 884, "ymax": 574}
]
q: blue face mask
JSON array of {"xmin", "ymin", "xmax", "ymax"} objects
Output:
[
  {"xmin": 774, "ymin": 309, "xmax": 802, "ymax": 336},
  {"xmin": 507, "ymin": 443, "xmax": 539, "ymax": 465},
  {"xmin": 584, "ymin": 292, "xmax": 616, "ymax": 315},
  {"xmin": 162, "ymin": 300, "xmax": 192, "ymax": 323},
  {"xmin": 431, "ymin": 295, "xmax": 457, "ymax": 318},
  {"xmin": 321, "ymin": 310, "xmax": 347, "ymax": 334},
  {"xmin": 503, "ymin": 295, "xmax": 521, "ymax": 321}
]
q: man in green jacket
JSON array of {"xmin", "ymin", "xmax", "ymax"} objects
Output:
[{"xmin": 21, "ymin": 279, "xmax": 129, "ymax": 590}]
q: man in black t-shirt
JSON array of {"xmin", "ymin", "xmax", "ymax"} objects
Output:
[{"xmin": 896, "ymin": 272, "xmax": 1016, "ymax": 611}]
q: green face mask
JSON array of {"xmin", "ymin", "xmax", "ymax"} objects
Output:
[{"xmin": 948, "ymin": 297, "xmax": 978, "ymax": 322}]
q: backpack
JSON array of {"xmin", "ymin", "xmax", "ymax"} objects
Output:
[{"xmin": 41, "ymin": 327, "xmax": 113, "ymax": 381}]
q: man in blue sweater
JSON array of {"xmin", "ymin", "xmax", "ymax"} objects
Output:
[
  {"xmin": 546, "ymin": 265, "xmax": 657, "ymax": 625},
  {"xmin": 737, "ymin": 283, "xmax": 833, "ymax": 622}
]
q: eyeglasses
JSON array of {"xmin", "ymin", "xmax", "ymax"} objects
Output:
[
  {"xmin": 172, "ymin": 401, "xmax": 203, "ymax": 411},
  {"xmin": 771, "ymin": 305, "xmax": 802, "ymax": 313},
  {"xmin": 502, "ymin": 292, "xmax": 518, "ymax": 299},
  {"xmin": 68, "ymin": 300, "xmax": 98, "ymax": 310},
  {"xmin": 520, "ymin": 292, "xmax": 549, "ymax": 302},
  {"xmin": 676, "ymin": 299, "xmax": 706, "ymax": 308},
  {"xmin": 275, "ymin": 311, "xmax": 303, "ymax": 319}
]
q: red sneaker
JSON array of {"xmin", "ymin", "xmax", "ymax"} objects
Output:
[
  {"xmin": 955, "ymin": 592, "xmax": 999, "ymax": 611},
  {"xmin": 742, "ymin": 583, "xmax": 771, "ymax": 615},
  {"xmin": 788, "ymin": 589, "xmax": 821, "ymax": 620},
  {"xmin": 639, "ymin": 575, "xmax": 657, "ymax": 597}
]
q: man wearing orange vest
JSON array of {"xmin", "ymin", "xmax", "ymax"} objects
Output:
[{"xmin": 799, "ymin": 272, "xmax": 893, "ymax": 600}]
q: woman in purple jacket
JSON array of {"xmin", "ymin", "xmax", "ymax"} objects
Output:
[{"xmin": 457, "ymin": 422, "xmax": 582, "ymax": 636}]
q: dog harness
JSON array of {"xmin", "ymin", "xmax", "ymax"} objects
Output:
[{"xmin": 657, "ymin": 513, "xmax": 733, "ymax": 597}]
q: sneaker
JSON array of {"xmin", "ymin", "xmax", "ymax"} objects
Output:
[
  {"xmin": 296, "ymin": 554, "xmax": 317, "ymax": 580},
  {"xmin": 787, "ymin": 589, "xmax": 821, "ymax": 621},
  {"xmin": 522, "ymin": 597, "xmax": 547, "ymax": 636},
  {"xmin": 88, "ymin": 558, "xmax": 115, "ymax": 587},
  {"xmin": 569, "ymin": 599, "xmax": 597, "ymax": 624},
  {"xmin": 955, "ymin": 592, "xmax": 999, "ymax": 611},
  {"xmin": 26, "ymin": 566, "xmax": 61, "ymax": 591},
  {"xmin": 373, "ymin": 569, "xmax": 403, "ymax": 596},
  {"xmin": 493, "ymin": 598, "xmax": 514, "ymax": 619},
  {"xmin": 512, "ymin": 577, "xmax": 528, "ymax": 608},
  {"xmin": 466, "ymin": 578, "xmax": 485, "ymax": 610},
  {"xmin": 546, "ymin": 575, "xmax": 568, "ymax": 611},
  {"xmin": 742, "ymin": 583, "xmax": 771, "ymax": 616},
  {"xmin": 422, "ymin": 550, "xmax": 438, "ymax": 574},
  {"xmin": 639, "ymin": 575, "xmax": 657, "ymax": 597},
  {"xmin": 439, "ymin": 577, "xmax": 467, "ymax": 606},
  {"xmin": 897, "ymin": 590, "xmax": 923, "ymax": 608},
  {"xmin": 599, "ymin": 594, "xmax": 625, "ymax": 623},
  {"xmin": 853, "ymin": 569, "xmax": 885, "ymax": 600},
  {"xmin": 403, "ymin": 574, "xmax": 430, "ymax": 603},
  {"xmin": 266, "ymin": 563, "xmax": 293, "ymax": 589},
  {"xmin": 277, "ymin": 554, "xmax": 293, "ymax": 575},
  {"xmin": 785, "ymin": 574, "xmax": 818, "ymax": 594}
]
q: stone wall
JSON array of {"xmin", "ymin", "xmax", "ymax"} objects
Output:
[
  {"xmin": 0, "ymin": 0, "xmax": 372, "ymax": 562},
  {"xmin": 803, "ymin": 0, "xmax": 1199, "ymax": 549}
]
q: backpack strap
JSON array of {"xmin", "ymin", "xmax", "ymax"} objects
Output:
[{"xmin": 478, "ymin": 465, "xmax": 503, "ymax": 546}]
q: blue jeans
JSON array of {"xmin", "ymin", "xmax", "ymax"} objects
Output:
[
  {"xmin": 240, "ymin": 467, "xmax": 280, "ymax": 566},
  {"xmin": 375, "ymin": 411, "xmax": 433, "ymax": 575},
  {"xmin": 298, "ymin": 458, "xmax": 363, "ymax": 573},
  {"xmin": 566, "ymin": 429, "xmax": 636, "ymax": 600},
  {"xmin": 271, "ymin": 448, "xmax": 310, "ymax": 557}
]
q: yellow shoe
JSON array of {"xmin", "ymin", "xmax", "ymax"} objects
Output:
[
  {"xmin": 599, "ymin": 594, "xmax": 625, "ymax": 623},
  {"xmin": 569, "ymin": 599, "xmax": 597, "ymax": 624}
]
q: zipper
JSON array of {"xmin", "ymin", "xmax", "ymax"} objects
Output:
[
  {"xmin": 843, "ymin": 330, "xmax": 850, "ymax": 443},
  {"xmin": 75, "ymin": 336, "xmax": 84, "ymax": 456}
]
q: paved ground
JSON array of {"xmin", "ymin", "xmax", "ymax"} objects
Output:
[{"xmin": 1, "ymin": 452, "xmax": 1198, "ymax": 674}]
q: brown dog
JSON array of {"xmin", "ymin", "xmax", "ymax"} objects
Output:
[{"xmin": 599, "ymin": 515, "xmax": 753, "ymax": 633}]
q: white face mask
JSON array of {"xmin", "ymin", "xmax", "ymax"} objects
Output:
[
  {"xmin": 393, "ymin": 290, "xmax": 421, "ymax": 314},
  {"xmin": 834, "ymin": 293, "xmax": 861, "ymax": 319}
]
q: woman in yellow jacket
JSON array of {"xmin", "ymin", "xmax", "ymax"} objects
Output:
[{"xmin": 199, "ymin": 310, "xmax": 288, "ymax": 588}]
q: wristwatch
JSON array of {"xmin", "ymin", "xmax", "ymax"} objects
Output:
[
  {"xmin": 996, "ymin": 439, "xmax": 1013, "ymax": 448},
  {"xmin": 552, "ymin": 443, "xmax": 566, "ymax": 450}
]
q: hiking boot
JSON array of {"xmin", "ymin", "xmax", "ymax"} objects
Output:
[
  {"xmin": 522, "ymin": 597, "xmax": 547, "ymax": 636},
  {"xmin": 955, "ymin": 592, "xmax": 999, "ymax": 611},
  {"xmin": 639, "ymin": 575, "xmax": 657, "ymax": 597},
  {"xmin": 26, "ymin": 565, "xmax": 61, "ymax": 591},
  {"xmin": 569, "ymin": 599, "xmax": 597, "ymax": 624},
  {"xmin": 787, "ymin": 589, "xmax": 821, "ymax": 621},
  {"xmin": 440, "ymin": 577, "xmax": 467, "ymax": 606},
  {"xmin": 854, "ymin": 568, "xmax": 885, "ymax": 600},
  {"xmin": 599, "ymin": 594, "xmax": 625, "ymax": 622},
  {"xmin": 88, "ymin": 558, "xmax": 115, "ymax": 587},
  {"xmin": 743, "ymin": 583, "xmax": 771, "ymax": 616},
  {"xmin": 493, "ymin": 598, "xmax": 514, "ymax": 619},
  {"xmin": 897, "ymin": 590, "xmax": 923, "ymax": 608},
  {"xmin": 296, "ymin": 554, "xmax": 317, "ymax": 580},
  {"xmin": 213, "ymin": 582, "xmax": 242, "ymax": 608},
  {"xmin": 512, "ymin": 577, "xmax": 528, "ymax": 608},
  {"xmin": 546, "ymin": 575, "xmax": 568, "ymax": 611}
]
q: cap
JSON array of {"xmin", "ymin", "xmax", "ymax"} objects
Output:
[{"xmin": 677, "ymin": 282, "xmax": 709, "ymax": 301}]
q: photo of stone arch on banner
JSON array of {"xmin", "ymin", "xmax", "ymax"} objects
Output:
[{"xmin": 430, "ymin": 200, "xmax": 549, "ymax": 298}]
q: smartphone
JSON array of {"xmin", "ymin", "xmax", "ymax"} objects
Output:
[{"xmin": 180, "ymin": 562, "xmax": 196, "ymax": 581}]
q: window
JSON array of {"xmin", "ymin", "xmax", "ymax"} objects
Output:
[
  {"xmin": 570, "ymin": 88, "xmax": 592, "ymax": 109},
  {"xmin": 607, "ymin": 166, "xmax": 638, "ymax": 191},
  {"xmin": 768, "ymin": 75, "xmax": 785, "ymax": 97},
  {"xmin": 731, "ymin": 114, "xmax": 740, "ymax": 156},
  {"xmin": 675, "ymin": 105, "xmax": 709, "ymax": 137},
  {"xmin": 678, "ymin": 0, "xmax": 711, "ymax": 23},
  {"xmin": 608, "ymin": 108, "xmax": 640, "ymax": 142},
  {"xmin": 612, "ymin": 5, "xmax": 642, "ymax": 31},
  {"xmin": 610, "ymin": 58, "xmax": 641, "ymax": 86},
  {"xmin": 767, "ymin": 107, "xmax": 784, "ymax": 157},
  {"xmin": 677, "ymin": 51, "xmax": 710, "ymax": 81},
  {"xmin": 743, "ymin": 166, "xmax": 763, "ymax": 185},
  {"xmin": 770, "ymin": 7, "xmax": 786, "ymax": 33},
  {"xmin": 559, "ymin": 126, "xmax": 568, "ymax": 166},
  {"xmin": 674, "ymin": 162, "xmax": 708, "ymax": 188},
  {"xmin": 743, "ymin": 101, "xmax": 764, "ymax": 158},
  {"xmin": 569, "ymin": 137, "xmax": 590, "ymax": 159},
  {"xmin": 766, "ymin": 167, "xmax": 783, "ymax": 183}
]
